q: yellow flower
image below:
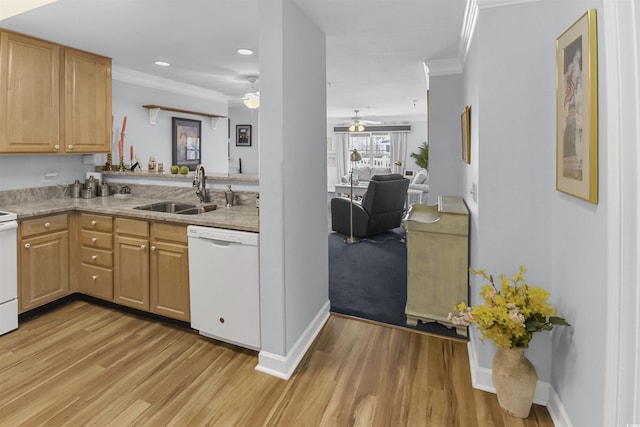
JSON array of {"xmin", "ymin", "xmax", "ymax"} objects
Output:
[{"xmin": 450, "ymin": 266, "xmax": 570, "ymax": 348}]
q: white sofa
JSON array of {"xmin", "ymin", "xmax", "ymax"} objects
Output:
[
  {"xmin": 407, "ymin": 168, "xmax": 429, "ymax": 203},
  {"xmin": 341, "ymin": 166, "xmax": 392, "ymax": 186}
]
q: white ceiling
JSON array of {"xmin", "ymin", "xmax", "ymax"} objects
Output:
[{"xmin": 0, "ymin": 0, "xmax": 470, "ymax": 122}]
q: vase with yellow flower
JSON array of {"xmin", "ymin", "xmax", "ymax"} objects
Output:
[{"xmin": 448, "ymin": 266, "xmax": 570, "ymax": 418}]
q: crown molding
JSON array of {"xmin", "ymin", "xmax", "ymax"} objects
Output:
[
  {"xmin": 477, "ymin": 0, "xmax": 543, "ymax": 9},
  {"xmin": 112, "ymin": 66, "xmax": 230, "ymax": 104},
  {"xmin": 424, "ymin": 58, "xmax": 464, "ymax": 76}
]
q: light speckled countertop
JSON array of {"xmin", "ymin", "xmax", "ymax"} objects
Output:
[{"xmin": 0, "ymin": 185, "xmax": 259, "ymax": 232}]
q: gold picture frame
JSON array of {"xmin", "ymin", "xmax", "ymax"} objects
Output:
[
  {"xmin": 556, "ymin": 9, "xmax": 598, "ymax": 204},
  {"xmin": 460, "ymin": 105, "xmax": 470, "ymax": 164}
]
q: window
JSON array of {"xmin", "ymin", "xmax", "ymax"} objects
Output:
[{"xmin": 348, "ymin": 132, "xmax": 391, "ymax": 167}]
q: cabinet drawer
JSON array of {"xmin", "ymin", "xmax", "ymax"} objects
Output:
[
  {"xmin": 80, "ymin": 230, "xmax": 113, "ymax": 250},
  {"xmin": 79, "ymin": 213, "xmax": 112, "ymax": 232},
  {"xmin": 115, "ymin": 217, "xmax": 148, "ymax": 237},
  {"xmin": 151, "ymin": 222, "xmax": 188, "ymax": 244},
  {"xmin": 80, "ymin": 265, "xmax": 113, "ymax": 300},
  {"xmin": 81, "ymin": 247, "xmax": 112, "ymax": 268},
  {"xmin": 21, "ymin": 214, "xmax": 68, "ymax": 238}
]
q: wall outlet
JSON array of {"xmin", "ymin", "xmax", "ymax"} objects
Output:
[{"xmin": 42, "ymin": 171, "xmax": 58, "ymax": 183}]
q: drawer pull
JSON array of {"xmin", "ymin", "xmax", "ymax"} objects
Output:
[
  {"xmin": 92, "ymin": 275, "xmax": 98, "ymax": 281},
  {"xmin": 91, "ymin": 220, "xmax": 97, "ymax": 226},
  {"xmin": 44, "ymin": 222, "xmax": 51, "ymax": 228},
  {"xmin": 24, "ymin": 243, "xmax": 31, "ymax": 249},
  {"xmin": 92, "ymin": 255, "xmax": 98, "ymax": 261}
]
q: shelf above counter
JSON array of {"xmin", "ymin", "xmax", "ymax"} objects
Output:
[{"xmin": 142, "ymin": 105, "xmax": 227, "ymax": 129}]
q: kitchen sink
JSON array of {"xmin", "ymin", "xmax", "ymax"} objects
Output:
[{"xmin": 133, "ymin": 201, "xmax": 217, "ymax": 215}]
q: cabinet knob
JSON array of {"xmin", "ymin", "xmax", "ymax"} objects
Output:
[
  {"xmin": 68, "ymin": 144, "xmax": 73, "ymax": 150},
  {"xmin": 151, "ymin": 246, "xmax": 156, "ymax": 251},
  {"xmin": 91, "ymin": 220, "xmax": 97, "ymax": 226},
  {"xmin": 92, "ymin": 275, "xmax": 98, "ymax": 281},
  {"xmin": 54, "ymin": 144, "xmax": 60, "ymax": 150},
  {"xmin": 91, "ymin": 255, "xmax": 98, "ymax": 261},
  {"xmin": 44, "ymin": 222, "xmax": 51, "ymax": 228},
  {"xmin": 219, "ymin": 317, "xmax": 225, "ymax": 324},
  {"xmin": 24, "ymin": 243, "xmax": 31, "ymax": 249},
  {"xmin": 92, "ymin": 237, "xmax": 98, "ymax": 243},
  {"xmin": 140, "ymin": 244, "xmax": 146, "ymax": 250}
]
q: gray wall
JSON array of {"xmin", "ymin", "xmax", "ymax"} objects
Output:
[
  {"xmin": 258, "ymin": 0, "xmax": 328, "ymax": 357},
  {"xmin": 427, "ymin": 74, "xmax": 464, "ymax": 203},
  {"xmin": 464, "ymin": 1, "xmax": 606, "ymax": 425}
]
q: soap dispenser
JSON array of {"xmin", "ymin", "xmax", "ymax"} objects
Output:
[{"xmin": 225, "ymin": 185, "xmax": 235, "ymax": 208}]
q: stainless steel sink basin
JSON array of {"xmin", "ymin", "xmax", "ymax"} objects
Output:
[{"xmin": 133, "ymin": 201, "xmax": 217, "ymax": 215}]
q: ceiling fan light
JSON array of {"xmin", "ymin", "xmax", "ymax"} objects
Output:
[
  {"xmin": 349, "ymin": 123, "xmax": 364, "ymax": 132},
  {"xmin": 243, "ymin": 92, "xmax": 260, "ymax": 109}
]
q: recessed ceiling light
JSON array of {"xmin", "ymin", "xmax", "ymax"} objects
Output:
[
  {"xmin": 237, "ymin": 48, "xmax": 254, "ymax": 56},
  {"xmin": 154, "ymin": 61, "xmax": 171, "ymax": 67}
]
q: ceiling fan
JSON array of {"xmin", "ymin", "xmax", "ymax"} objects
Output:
[{"xmin": 345, "ymin": 110, "xmax": 382, "ymax": 132}]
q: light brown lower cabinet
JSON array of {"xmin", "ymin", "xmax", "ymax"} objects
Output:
[
  {"xmin": 18, "ymin": 214, "xmax": 70, "ymax": 312},
  {"xmin": 18, "ymin": 213, "xmax": 190, "ymax": 321},
  {"xmin": 114, "ymin": 217, "xmax": 150, "ymax": 311},
  {"xmin": 150, "ymin": 223, "xmax": 190, "ymax": 322},
  {"xmin": 114, "ymin": 218, "xmax": 190, "ymax": 321},
  {"xmin": 78, "ymin": 213, "xmax": 113, "ymax": 300}
]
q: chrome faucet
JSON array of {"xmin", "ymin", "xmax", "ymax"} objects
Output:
[{"xmin": 193, "ymin": 164, "xmax": 209, "ymax": 203}]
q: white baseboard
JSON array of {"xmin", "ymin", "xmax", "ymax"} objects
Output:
[
  {"xmin": 255, "ymin": 300, "xmax": 330, "ymax": 380},
  {"xmin": 466, "ymin": 340, "xmax": 568, "ymax": 414},
  {"xmin": 546, "ymin": 387, "xmax": 573, "ymax": 427}
]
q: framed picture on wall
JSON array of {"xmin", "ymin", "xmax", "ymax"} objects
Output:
[
  {"xmin": 172, "ymin": 117, "xmax": 201, "ymax": 171},
  {"xmin": 236, "ymin": 124, "xmax": 252, "ymax": 147},
  {"xmin": 556, "ymin": 9, "xmax": 598, "ymax": 204},
  {"xmin": 460, "ymin": 105, "xmax": 471, "ymax": 164}
]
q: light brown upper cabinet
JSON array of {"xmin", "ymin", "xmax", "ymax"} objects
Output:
[
  {"xmin": 0, "ymin": 31, "xmax": 61, "ymax": 153},
  {"xmin": 63, "ymin": 48, "xmax": 112, "ymax": 153},
  {"xmin": 0, "ymin": 30, "xmax": 112, "ymax": 154}
]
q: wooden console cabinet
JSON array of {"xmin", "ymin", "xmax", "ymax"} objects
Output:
[{"xmin": 403, "ymin": 196, "xmax": 469, "ymax": 336}]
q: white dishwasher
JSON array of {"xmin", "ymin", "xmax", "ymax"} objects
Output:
[{"xmin": 188, "ymin": 226, "xmax": 260, "ymax": 350}]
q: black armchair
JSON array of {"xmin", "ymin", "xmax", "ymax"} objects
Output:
[{"xmin": 331, "ymin": 174, "xmax": 410, "ymax": 238}]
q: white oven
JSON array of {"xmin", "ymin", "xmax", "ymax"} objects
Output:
[{"xmin": 0, "ymin": 210, "xmax": 18, "ymax": 335}]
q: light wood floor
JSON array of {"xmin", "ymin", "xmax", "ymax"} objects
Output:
[{"xmin": 0, "ymin": 301, "xmax": 554, "ymax": 426}]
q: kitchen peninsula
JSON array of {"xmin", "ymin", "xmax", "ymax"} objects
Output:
[{"xmin": 0, "ymin": 184, "xmax": 259, "ymax": 322}]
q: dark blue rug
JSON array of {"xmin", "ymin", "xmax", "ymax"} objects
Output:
[{"xmin": 328, "ymin": 228, "xmax": 461, "ymax": 339}]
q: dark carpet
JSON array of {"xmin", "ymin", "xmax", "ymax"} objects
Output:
[{"xmin": 328, "ymin": 227, "xmax": 461, "ymax": 339}]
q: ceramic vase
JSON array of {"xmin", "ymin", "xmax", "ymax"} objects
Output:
[{"xmin": 492, "ymin": 347, "xmax": 537, "ymax": 418}]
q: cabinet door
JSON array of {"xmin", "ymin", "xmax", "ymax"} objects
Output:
[
  {"xmin": 0, "ymin": 31, "xmax": 60, "ymax": 153},
  {"xmin": 150, "ymin": 239, "xmax": 190, "ymax": 321},
  {"xmin": 114, "ymin": 235, "xmax": 149, "ymax": 310},
  {"xmin": 19, "ymin": 230, "xmax": 69, "ymax": 312},
  {"xmin": 63, "ymin": 48, "xmax": 112, "ymax": 153}
]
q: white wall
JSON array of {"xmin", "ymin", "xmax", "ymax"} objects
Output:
[
  {"xmin": 111, "ymin": 80, "xmax": 229, "ymax": 174},
  {"xmin": 464, "ymin": 1, "xmax": 607, "ymax": 425},
  {"xmin": 228, "ymin": 105, "xmax": 259, "ymax": 175},
  {"xmin": 258, "ymin": 0, "xmax": 328, "ymax": 372},
  {"xmin": 0, "ymin": 155, "xmax": 93, "ymax": 191}
]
